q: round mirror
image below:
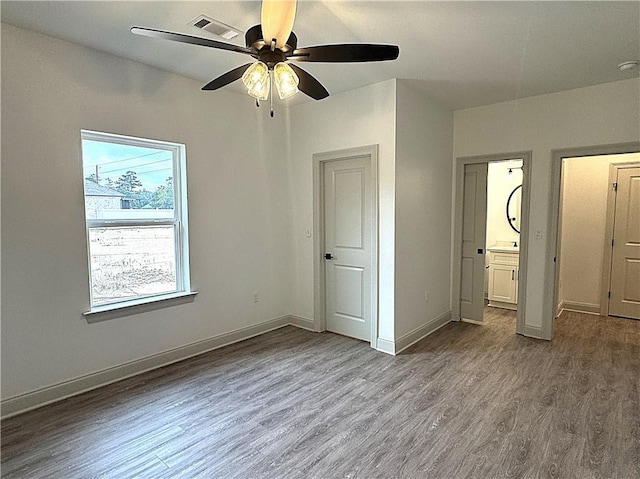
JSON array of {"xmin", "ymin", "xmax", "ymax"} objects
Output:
[{"xmin": 506, "ymin": 184, "xmax": 522, "ymax": 233}]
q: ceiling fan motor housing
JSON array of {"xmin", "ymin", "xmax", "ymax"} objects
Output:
[{"xmin": 245, "ymin": 24, "xmax": 298, "ymax": 68}]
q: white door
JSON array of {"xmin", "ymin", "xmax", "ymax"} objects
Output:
[
  {"xmin": 324, "ymin": 157, "xmax": 373, "ymax": 341},
  {"xmin": 460, "ymin": 163, "xmax": 488, "ymax": 322},
  {"xmin": 609, "ymin": 166, "xmax": 640, "ymax": 319}
]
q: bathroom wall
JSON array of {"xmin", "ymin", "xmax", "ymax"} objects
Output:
[{"xmin": 486, "ymin": 160, "xmax": 523, "ymax": 248}]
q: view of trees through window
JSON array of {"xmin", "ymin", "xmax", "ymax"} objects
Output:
[
  {"xmin": 83, "ymin": 138, "xmax": 175, "ymax": 213},
  {"xmin": 85, "ymin": 170, "xmax": 174, "ymax": 210},
  {"xmin": 82, "ymin": 133, "xmax": 185, "ymax": 306}
]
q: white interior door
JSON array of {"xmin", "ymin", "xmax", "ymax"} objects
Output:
[
  {"xmin": 609, "ymin": 166, "xmax": 640, "ymax": 319},
  {"xmin": 460, "ymin": 163, "xmax": 488, "ymax": 322},
  {"xmin": 324, "ymin": 156, "xmax": 372, "ymax": 341}
]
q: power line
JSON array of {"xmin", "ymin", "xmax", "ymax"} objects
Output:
[
  {"xmin": 82, "ymin": 149, "xmax": 166, "ymax": 170},
  {"xmin": 99, "ymin": 158, "xmax": 172, "ymax": 176},
  {"xmin": 126, "ymin": 167, "xmax": 173, "ymax": 177}
]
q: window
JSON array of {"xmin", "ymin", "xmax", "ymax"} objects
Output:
[{"xmin": 81, "ymin": 130, "xmax": 190, "ymax": 310}]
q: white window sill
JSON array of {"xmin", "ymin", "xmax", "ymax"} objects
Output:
[{"xmin": 83, "ymin": 291, "xmax": 198, "ymax": 323}]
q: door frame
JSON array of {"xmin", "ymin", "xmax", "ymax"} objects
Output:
[
  {"xmin": 545, "ymin": 142, "xmax": 640, "ymax": 338},
  {"xmin": 452, "ymin": 151, "xmax": 532, "ymax": 336},
  {"xmin": 313, "ymin": 145, "xmax": 379, "ymax": 348},
  {"xmin": 600, "ymin": 160, "xmax": 640, "ymax": 316}
]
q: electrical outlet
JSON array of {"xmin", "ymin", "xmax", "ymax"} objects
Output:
[{"xmin": 252, "ymin": 291, "xmax": 259, "ymax": 303}]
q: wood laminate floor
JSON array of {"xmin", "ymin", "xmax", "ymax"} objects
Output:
[{"xmin": 2, "ymin": 308, "xmax": 639, "ymax": 479}]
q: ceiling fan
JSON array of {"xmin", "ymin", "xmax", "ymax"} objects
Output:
[{"xmin": 131, "ymin": 0, "xmax": 399, "ymax": 115}]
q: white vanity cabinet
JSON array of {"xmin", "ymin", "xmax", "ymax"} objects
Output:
[{"xmin": 487, "ymin": 246, "xmax": 519, "ymax": 310}]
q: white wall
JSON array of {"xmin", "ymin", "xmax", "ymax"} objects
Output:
[
  {"xmin": 394, "ymin": 80, "xmax": 453, "ymax": 339},
  {"xmin": 1, "ymin": 24, "xmax": 292, "ymax": 400},
  {"xmin": 287, "ymin": 80, "xmax": 397, "ymax": 341},
  {"xmin": 558, "ymin": 153, "xmax": 640, "ymax": 310},
  {"xmin": 454, "ymin": 78, "xmax": 640, "ymax": 331},
  {"xmin": 6, "ymin": 20, "xmax": 639, "ymax": 406}
]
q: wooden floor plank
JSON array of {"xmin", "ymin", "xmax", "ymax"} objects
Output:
[{"xmin": 2, "ymin": 308, "xmax": 639, "ymax": 478}]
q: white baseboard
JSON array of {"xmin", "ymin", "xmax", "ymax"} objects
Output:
[
  {"xmin": 558, "ymin": 301, "xmax": 601, "ymax": 316},
  {"xmin": 1, "ymin": 315, "xmax": 310, "ymax": 419},
  {"xmin": 375, "ymin": 338, "xmax": 395, "ymax": 355},
  {"xmin": 521, "ymin": 325, "xmax": 545, "ymax": 339},
  {"xmin": 487, "ymin": 300, "xmax": 517, "ymax": 311},
  {"xmin": 375, "ymin": 311, "xmax": 452, "ymax": 356},
  {"xmin": 288, "ymin": 315, "xmax": 317, "ymax": 331},
  {"xmin": 395, "ymin": 311, "xmax": 452, "ymax": 354},
  {"xmin": 461, "ymin": 318, "xmax": 484, "ymax": 325}
]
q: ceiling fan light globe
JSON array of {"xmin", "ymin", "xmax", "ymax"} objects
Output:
[
  {"xmin": 242, "ymin": 61, "xmax": 270, "ymax": 100},
  {"xmin": 247, "ymin": 77, "xmax": 270, "ymax": 101},
  {"xmin": 274, "ymin": 62, "xmax": 299, "ymax": 99},
  {"xmin": 241, "ymin": 61, "xmax": 268, "ymax": 88}
]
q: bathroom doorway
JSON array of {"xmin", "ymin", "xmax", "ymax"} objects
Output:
[
  {"xmin": 452, "ymin": 152, "xmax": 531, "ymax": 335},
  {"xmin": 485, "ymin": 160, "xmax": 523, "ymax": 312}
]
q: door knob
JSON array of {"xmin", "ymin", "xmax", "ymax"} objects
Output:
[{"xmin": 325, "ymin": 253, "xmax": 335, "ymax": 260}]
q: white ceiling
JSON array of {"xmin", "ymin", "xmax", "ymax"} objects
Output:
[{"xmin": 2, "ymin": 1, "xmax": 639, "ymax": 110}]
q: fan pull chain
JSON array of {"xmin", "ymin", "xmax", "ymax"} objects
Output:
[
  {"xmin": 256, "ymin": 99, "xmax": 260, "ymax": 108},
  {"xmin": 270, "ymin": 70, "xmax": 274, "ymax": 118}
]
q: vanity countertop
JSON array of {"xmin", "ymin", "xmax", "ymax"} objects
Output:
[{"xmin": 487, "ymin": 245, "xmax": 519, "ymax": 253}]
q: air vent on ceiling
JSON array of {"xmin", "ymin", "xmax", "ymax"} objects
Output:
[{"xmin": 188, "ymin": 15, "xmax": 240, "ymax": 40}]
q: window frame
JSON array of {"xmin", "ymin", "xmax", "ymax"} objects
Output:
[{"xmin": 81, "ymin": 130, "xmax": 191, "ymax": 314}]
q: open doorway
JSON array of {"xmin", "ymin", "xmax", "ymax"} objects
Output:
[
  {"xmin": 544, "ymin": 142, "xmax": 640, "ymax": 339},
  {"xmin": 452, "ymin": 151, "xmax": 531, "ymax": 336},
  {"xmin": 485, "ymin": 160, "xmax": 523, "ymax": 311},
  {"xmin": 556, "ymin": 152, "xmax": 640, "ymax": 321}
]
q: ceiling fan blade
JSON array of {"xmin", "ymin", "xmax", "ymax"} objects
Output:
[
  {"xmin": 202, "ymin": 63, "xmax": 252, "ymax": 91},
  {"xmin": 288, "ymin": 64, "xmax": 329, "ymax": 100},
  {"xmin": 131, "ymin": 27, "xmax": 255, "ymax": 56},
  {"xmin": 289, "ymin": 44, "xmax": 399, "ymax": 63},
  {"xmin": 261, "ymin": 0, "xmax": 297, "ymax": 50}
]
